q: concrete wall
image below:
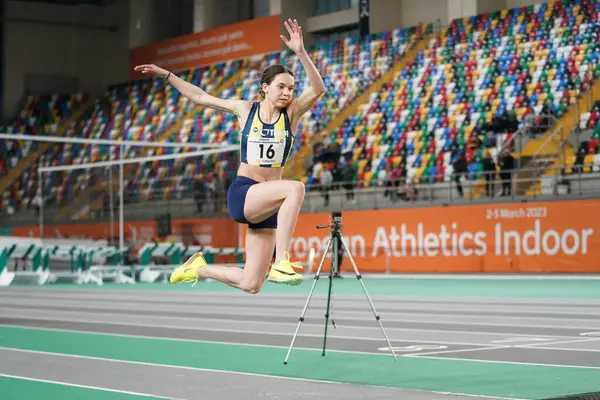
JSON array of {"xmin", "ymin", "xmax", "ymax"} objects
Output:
[{"xmin": 3, "ymin": 0, "xmax": 129, "ymax": 119}]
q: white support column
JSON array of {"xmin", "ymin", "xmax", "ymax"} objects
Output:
[
  {"xmin": 193, "ymin": 0, "xmax": 218, "ymax": 32},
  {"xmin": 119, "ymin": 145, "xmax": 124, "ymax": 265},
  {"xmin": 38, "ymin": 169, "xmax": 44, "ymax": 239},
  {"xmin": 269, "ymin": 0, "xmax": 281, "ymax": 15},
  {"xmin": 448, "ymin": 0, "xmax": 477, "ymax": 24}
]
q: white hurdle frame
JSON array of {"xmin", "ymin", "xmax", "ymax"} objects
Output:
[
  {"xmin": 1, "ymin": 133, "xmax": 231, "ymax": 149},
  {"xmin": 2, "ymin": 133, "xmax": 238, "ymax": 263}
]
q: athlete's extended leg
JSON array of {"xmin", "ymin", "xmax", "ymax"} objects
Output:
[
  {"xmin": 243, "ymin": 180, "xmax": 305, "ymax": 263},
  {"xmin": 170, "ymin": 228, "xmax": 276, "ymax": 294}
]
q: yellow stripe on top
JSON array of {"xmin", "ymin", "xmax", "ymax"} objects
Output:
[
  {"xmin": 247, "ymin": 111, "xmax": 263, "ymax": 139},
  {"xmin": 269, "ymin": 113, "xmax": 289, "ymax": 168},
  {"xmin": 273, "ymin": 112, "xmax": 287, "ymax": 139}
]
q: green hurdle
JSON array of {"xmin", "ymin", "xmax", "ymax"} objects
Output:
[
  {"xmin": 1, "ymin": 239, "xmax": 247, "ymax": 285},
  {"xmin": 138, "ymin": 243, "xmax": 245, "ymax": 266},
  {"xmin": 85, "ymin": 246, "xmax": 126, "ymax": 269},
  {"xmin": 0, "ymin": 246, "xmax": 13, "ymax": 286},
  {"xmin": 45, "ymin": 245, "xmax": 85, "ymax": 273},
  {"xmin": 135, "ymin": 243, "xmax": 245, "ymax": 283},
  {"xmin": 200, "ymin": 247, "xmax": 245, "ymax": 265},
  {"xmin": 138, "ymin": 243, "xmax": 185, "ymax": 266},
  {"xmin": 0, "ymin": 246, "xmax": 7, "ymax": 275},
  {"xmin": 0, "ymin": 242, "xmax": 49, "ymax": 285},
  {"xmin": 5, "ymin": 243, "xmax": 44, "ymax": 272}
]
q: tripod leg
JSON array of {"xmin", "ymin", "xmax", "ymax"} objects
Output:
[
  {"xmin": 322, "ymin": 235, "xmax": 336, "ymax": 356},
  {"xmin": 284, "ymin": 237, "xmax": 333, "ymax": 365},
  {"xmin": 338, "ymin": 235, "xmax": 398, "ymax": 361}
]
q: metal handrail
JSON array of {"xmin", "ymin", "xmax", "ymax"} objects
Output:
[
  {"xmin": 5, "ymin": 163, "xmax": 598, "ymax": 223},
  {"xmin": 33, "ymin": 162, "xmax": 594, "ymax": 199},
  {"xmin": 531, "ymin": 117, "xmax": 565, "ymax": 161},
  {"xmin": 495, "ymin": 115, "xmax": 533, "ymax": 156},
  {"xmin": 27, "ymin": 162, "xmax": 581, "ymax": 200}
]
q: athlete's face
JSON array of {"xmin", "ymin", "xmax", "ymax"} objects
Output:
[{"xmin": 263, "ymin": 73, "xmax": 295, "ymax": 108}]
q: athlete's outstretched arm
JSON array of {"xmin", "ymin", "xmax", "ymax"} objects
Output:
[
  {"xmin": 281, "ymin": 18, "xmax": 325, "ymax": 119},
  {"xmin": 133, "ymin": 64, "xmax": 247, "ymax": 117}
]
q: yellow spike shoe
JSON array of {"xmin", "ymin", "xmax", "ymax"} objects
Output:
[
  {"xmin": 169, "ymin": 252, "xmax": 207, "ymax": 287},
  {"xmin": 267, "ymin": 252, "xmax": 303, "ymax": 286}
]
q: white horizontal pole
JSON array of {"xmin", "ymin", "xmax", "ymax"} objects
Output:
[
  {"xmin": 39, "ymin": 145, "xmax": 239, "ymax": 173},
  {"xmin": 0, "ymin": 133, "xmax": 230, "ymax": 149}
]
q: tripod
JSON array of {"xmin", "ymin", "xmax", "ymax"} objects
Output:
[{"xmin": 283, "ymin": 212, "xmax": 398, "ymax": 364}]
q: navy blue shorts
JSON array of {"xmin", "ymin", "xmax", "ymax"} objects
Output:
[{"xmin": 227, "ymin": 176, "xmax": 278, "ymax": 229}]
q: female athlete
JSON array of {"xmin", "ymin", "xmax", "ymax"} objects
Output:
[{"xmin": 134, "ymin": 18, "xmax": 325, "ymax": 293}]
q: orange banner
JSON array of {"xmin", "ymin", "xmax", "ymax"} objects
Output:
[
  {"xmin": 9, "ymin": 199, "xmax": 600, "ymax": 273},
  {"xmin": 130, "ymin": 15, "xmax": 282, "ymax": 79},
  {"xmin": 12, "ymin": 216, "xmax": 239, "ymax": 251},
  {"xmin": 287, "ymin": 199, "xmax": 600, "ymax": 273}
]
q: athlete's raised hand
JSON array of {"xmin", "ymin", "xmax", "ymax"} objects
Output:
[
  {"xmin": 280, "ymin": 18, "xmax": 304, "ymax": 54},
  {"xmin": 133, "ymin": 64, "xmax": 169, "ymax": 78}
]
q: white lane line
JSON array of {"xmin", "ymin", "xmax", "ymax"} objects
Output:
[
  {"xmin": 491, "ymin": 338, "xmax": 551, "ymax": 344},
  {"xmin": 515, "ymin": 346, "xmax": 600, "ymax": 353},
  {"xmin": 518, "ymin": 338, "xmax": 600, "ymax": 348},
  {"xmin": 5, "ymin": 296, "xmax": 600, "ymax": 316},
  {"xmin": 0, "ymin": 373, "xmax": 182, "ymax": 399},
  {"xmin": 515, "ymin": 338, "xmax": 600, "ymax": 352},
  {"xmin": 378, "ymin": 345, "xmax": 449, "ymax": 352},
  {"xmin": 5, "ymin": 303, "xmax": 600, "ymax": 332},
  {"xmin": 0, "ymin": 323, "xmax": 498, "ymax": 355},
  {"xmin": 4, "ymin": 320, "xmax": 600, "ymax": 354},
  {"xmin": 0, "ymin": 348, "xmax": 526, "ymax": 400},
  {"xmin": 1, "ymin": 310, "xmax": 594, "ymax": 341},
  {"xmin": 406, "ymin": 353, "xmax": 600, "ymax": 370},
  {"xmin": 403, "ymin": 346, "xmax": 510, "ymax": 357},
  {"xmin": 1, "ymin": 290, "xmax": 598, "ymax": 309}
]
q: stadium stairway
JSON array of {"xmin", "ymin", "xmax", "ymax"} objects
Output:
[
  {"xmin": 515, "ymin": 76, "xmax": 600, "ymax": 196},
  {"xmin": 283, "ymin": 34, "xmax": 433, "ymax": 180},
  {"xmin": 283, "ymin": 145, "xmax": 312, "ymax": 180},
  {"xmin": 0, "ymin": 95, "xmax": 95, "ymax": 195},
  {"xmin": 524, "ymin": 76, "xmax": 600, "ymax": 196},
  {"xmin": 467, "ymin": 76, "xmax": 600, "ymax": 199},
  {"xmin": 54, "ymin": 69, "xmax": 245, "ymax": 222}
]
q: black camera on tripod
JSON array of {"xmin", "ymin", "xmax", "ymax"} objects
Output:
[
  {"xmin": 316, "ymin": 211, "xmax": 344, "ymax": 277},
  {"xmin": 317, "ymin": 211, "xmax": 343, "ymax": 233},
  {"xmin": 331, "ymin": 211, "xmax": 342, "ymax": 231}
]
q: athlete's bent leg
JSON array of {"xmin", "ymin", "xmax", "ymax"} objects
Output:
[{"xmin": 243, "ymin": 180, "xmax": 305, "ymax": 263}]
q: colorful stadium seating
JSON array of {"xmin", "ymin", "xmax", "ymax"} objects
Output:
[
  {"xmin": 0, "ymin": 93, "xmax": 87, "ymax": 173},
  {"xmin": 567, "ymin": 99, "xmax": 600, "ymax": 173},
  {"xmin": 2, "ymin": 61, "xmax": 242, "ymax": 211},
  {"xmin": 306, "ymin": 0, "xmax": 600, "ymax": 189},
  {"xmin": 1, "ymin": 93, "xmax": 88, "ymax": 212},
  {"xmin": 3, "ymin": 0, "xmax": 600, "ymax": 214}
]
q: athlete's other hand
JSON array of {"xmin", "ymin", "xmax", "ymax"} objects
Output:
[
  {"xmin": 133, "ymin": 64, "xmax": 169, "ymax": 78},
  {"xmin": 280, "ymin": 18, "xmax": 304, "ymax": 54}
]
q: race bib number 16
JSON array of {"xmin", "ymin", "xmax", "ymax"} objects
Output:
[{"xmin": 247, "ymin": 138, "xmax": 286, "ymax": 165}]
